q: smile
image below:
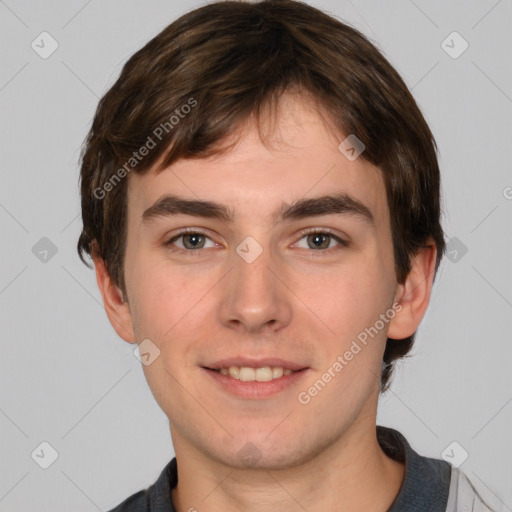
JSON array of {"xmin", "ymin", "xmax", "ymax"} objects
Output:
[
  {"xmin": 202, "ymin": 365, "xmax": 309, "ymax": 399},
  {"xmin": 215, "ymin": 366, "xmax": 296, "ymax": 381}
]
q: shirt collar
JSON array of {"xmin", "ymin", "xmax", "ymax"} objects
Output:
[{"xmin": 377, "ymin": 425, "xmax": 452, "ymax": 511}]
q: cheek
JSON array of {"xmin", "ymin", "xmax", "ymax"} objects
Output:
[
  {"xmin": 302, "ymin": 259, "xmax": 392, "ymax": 397},
  {"xmin": 311, "ymin": 261, "xmax": 390, "ymax": 338},
  {"xmin": 127, "ymin": 258, "xmax": 216, "ymax": 346},
  {"xmin": 130, "ymin": 276, "xmax": 182, "ymax": 339}
]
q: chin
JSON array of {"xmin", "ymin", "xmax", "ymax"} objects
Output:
[
  {"xmin": 217, "ymin": 446, "xmax": 308, "ymax": 471},
  {"xmin": 205, "ymin": 429, "xmax": 312, "ymax": 471}
]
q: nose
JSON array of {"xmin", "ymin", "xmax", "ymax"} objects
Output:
[{"xmin": 218, "ymin": 239, "xmax": 293, "ymax": 334}]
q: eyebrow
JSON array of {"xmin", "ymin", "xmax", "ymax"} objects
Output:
[{"xmin": 141, "ymin": 193, "xmax": 375, "ymax": 227}]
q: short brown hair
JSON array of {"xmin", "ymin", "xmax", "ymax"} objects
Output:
[{"xmin": 77, "ymin": 0, "xmax": 446, "ymax": 392}]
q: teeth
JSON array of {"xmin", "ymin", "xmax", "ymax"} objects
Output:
[
  {"xmin": 219, "ymin": 366, "xmax": 297, "ymax": 381},
  {"xmin": 240, "ymin": 367, "xmax": 256, "ymax": 381},
  {"xmin": 272, "ymin": 367, "xmax": 283, "ymax": 378},
  {"xmin": 255, "ymin": 367, "xmax": 273, "ymax": 381},
  {"xmin": 228, "ymin": 366, "xmax": 240, "ymax": 379}
]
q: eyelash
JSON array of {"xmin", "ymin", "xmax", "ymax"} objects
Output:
[{"xmin": 164, "ymin": 227, "xmax": 349, "ymax": 256}]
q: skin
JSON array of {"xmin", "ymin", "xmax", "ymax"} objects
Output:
[{"xmin": 95, "ymin": 92, "xmax": 437, "ymax": 512}]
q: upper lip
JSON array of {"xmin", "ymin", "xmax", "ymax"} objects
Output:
[{"xmin": 203, "ymin": 358, "xmax": 308, "ymax": 371}]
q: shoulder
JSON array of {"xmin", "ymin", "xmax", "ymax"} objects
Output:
[
  {"xmin": 105, "ymin": 458, "xmax": 178, "ymax": 512},
  {"xmin": 445, "ymin": 468, "xmax": 502, "ymax": 512},
  {"xmin": 107, "ymin": 489, "xmax": 150, "ymax": 512}
]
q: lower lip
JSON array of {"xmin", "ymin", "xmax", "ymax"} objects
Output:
[{"xmin": 202, "ymin": 368, "xmax": 309, "ymax": 399}]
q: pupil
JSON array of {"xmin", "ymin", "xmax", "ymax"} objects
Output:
[
  {"xmin": 186, "ymin": 234, "xmax": 203, "ymax": 249},
  {"xmin": 311, "ymin": 233, "xmax": 328, "ymax": 249}
]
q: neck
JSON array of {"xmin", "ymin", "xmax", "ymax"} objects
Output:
[{"xmin": 170, "ymin": 413, "xmax": 405, "ymax": 512}]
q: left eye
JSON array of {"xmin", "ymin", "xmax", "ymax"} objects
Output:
[{"xmin": 295, "ymin": 231, "xmax": 347, "ymax": 251}]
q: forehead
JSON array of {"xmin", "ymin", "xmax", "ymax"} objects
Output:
[{"xmin": 126, "ymin": 93, "xmax": 388, "ymax": 229}]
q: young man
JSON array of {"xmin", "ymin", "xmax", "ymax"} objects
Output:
[{"xmin": 77, "ymin": 1, "xmax": 496, "ymax": 510}]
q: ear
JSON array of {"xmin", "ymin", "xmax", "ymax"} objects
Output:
[
  {"xmin": 93, "ymin": 256, "xmax": 137, "ymax": 344},
  {"xmin": 387, "ymin": 240, "xmax": 438, "ymax": 340}
]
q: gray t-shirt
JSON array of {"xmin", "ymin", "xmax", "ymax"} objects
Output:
[{"xmin": 107, "ymin": 425, "xmax": 496, "ymax": 511}]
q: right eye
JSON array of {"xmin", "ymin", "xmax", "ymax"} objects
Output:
[{"xmin": 165, "ymin": 228, "xmax": 218, "ymax": 253}]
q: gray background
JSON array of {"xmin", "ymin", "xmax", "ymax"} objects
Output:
[{"xmin": 0, "ymin": 0, "xmax": 511, "ymax": 510}]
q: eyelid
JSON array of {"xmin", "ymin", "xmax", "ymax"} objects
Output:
[{"xmin": 298, "ymin": 226, "xmax": 346, "ymax": 239}]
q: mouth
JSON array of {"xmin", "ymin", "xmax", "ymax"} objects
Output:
[
  {"xmin": 201, "ymin": 358, "xmax": 310, "ymax": 399},
  {"xmin": 205, "ymin": 365, "xmax": 301, "ymax": 382}
]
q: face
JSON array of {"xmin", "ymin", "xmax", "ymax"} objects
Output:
[{"xmin": 116, "ymin": 93, "xmax": 405, "ymax": 469}]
